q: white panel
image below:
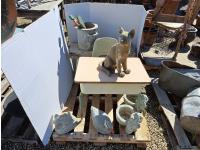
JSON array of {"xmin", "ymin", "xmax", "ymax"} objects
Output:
[
  {"xmin": 1, "ymin": 7, "xmax": 73, "ymax": 145},
  {"xmin": 65, "ymin": 3, "xmax": 147, "ymax": 55}
]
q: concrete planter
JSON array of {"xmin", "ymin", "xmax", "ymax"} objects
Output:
[
  {"xmin": 76, "ymin": 22, "xmax": 98, "ymax": 51},
  {"xmin": 158, "ymin": 61, "xmax": 200, "ymax": 98},
  {"xmin": 116, "ymin": 104, "xmax": 134, "ymax": 126}
]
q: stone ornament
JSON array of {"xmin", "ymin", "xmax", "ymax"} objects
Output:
[
  {"xmin": 91, "ymin": 106, "xmax": 113, "ymax": 135},
  {"xmin": 123, "ymin": 94, "xmax": 149, "ymax": 112},
  {"xmin": 54, "ymin": 112, "xmax": 80, "ymax": 135},
  {"xmin": 126, "ymin": 112, "xmax": 143, "ymax": 134},
  {"xmin": 116, "ymin": 104, "xmax": 143, "ymax": 134},
  {"xmin": 97, "ymin": 27, "xmax": 135, "ymax": 77},
  {"xmin": 116, "ymin": 104, "xmax": 135, "ymax": 126}
]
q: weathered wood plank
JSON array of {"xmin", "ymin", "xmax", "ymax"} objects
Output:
[
  {"xmin": 152, "ymin": 78, "xmax": 192, "ymax": 149},
  {"xmin": 161, "ymin": 114, "xmax": 177, "ymax": 150},
  {"xmin": 1, "ymin": 88, "xmax": 13, "ymax": 116},
  {"xmin": 1, "ymin": 137, "xmax": 38, "ymax": 145},
  {"xmin": 155, "ymin": 14, "xmax": 185, "ymax": 23},
  {"xmin": 53, "ymin": 132, "xmax": 149, "ymax": 143},
  {"xmin": 74, "ymin": 95, "xmax": 88, "ymax": 133},
  {"xmin": 62, "ymin": 84, "xmax": 79, "ymax": 112},
  {"xmin": 1, "ymin": 78, "xmax": 10, "ymax": 95},
  {"xmin": 135, "ymin": 115, "xmax": 151, "ymax": 142},
  {"xmin": 105, "ymin": 95, "xmax": 113, "ymax": 123},
  {"xmin": 116, "ymin": 95, "xmax": 126, "ymax": 135},
  {"xmin": 17, "ymin": 9, "xmax": 47, "ymax": 19}
]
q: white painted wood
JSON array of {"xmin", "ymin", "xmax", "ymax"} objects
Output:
[
  {"xmin": 65, "ymin": 3, "xmax": 147, "ymax": 55},
  {"xmin": 1, "ymin": 7, "xmax": 73, "ymax": 145},
  {"xmin": 75, "ymin": 57, "xmax": 151, "ymax": 83},
  {"xmin": 75, "ymin": 57, "xmax": 150, "ymax": 94},
  {"xmin": 80, "ymin": 83, "xmax": 146, "ymax": 94}
]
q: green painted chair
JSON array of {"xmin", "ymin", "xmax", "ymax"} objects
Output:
[{"xmin": 92, "ymin": 37, "xmax": 118, "ymax": 57}]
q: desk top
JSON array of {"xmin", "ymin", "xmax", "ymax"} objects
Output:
[{"xmin": 75, "ymin": 57, "xmax": 151, "ymax": 84}]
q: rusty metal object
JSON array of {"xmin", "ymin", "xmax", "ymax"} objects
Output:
[
  {"xmin": 160, "ymin": 0, "xmax": 181, "ymax": 14},
  {"xmin": 1, "ymin": 0, "xmax": 17, "ymax": 43}
]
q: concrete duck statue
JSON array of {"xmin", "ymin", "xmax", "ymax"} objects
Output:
[
  {"xmin": 54, "ymin": 111, "xmax": 80, "ymax": 135},
  {"xmin": 91, "ymin": 106, "xmax": 113, "ymax": 134}
]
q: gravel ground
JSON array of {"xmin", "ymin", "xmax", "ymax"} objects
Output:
[{"xmin": 1, "ymin": 85, "xmax": 172, "ymax": 150}]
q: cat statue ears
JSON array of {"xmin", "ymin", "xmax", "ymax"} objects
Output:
[{"xmin": 118, "ymin": 27, "xmax": 135, "ymax": 39}]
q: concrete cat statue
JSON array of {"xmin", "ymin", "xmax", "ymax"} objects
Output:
[{"xmin": 97, "ymin": 27, "xmax": 135, "ymax": 77}]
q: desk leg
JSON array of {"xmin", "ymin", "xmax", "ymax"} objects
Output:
[{"xmin": 79, "ymin": 92, "xmax": 84, "ymax": 119}]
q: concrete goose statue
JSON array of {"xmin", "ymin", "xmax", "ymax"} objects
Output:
[{"xmin": 91, "ymin": 106, "xmax": 113, "ymax": 134}]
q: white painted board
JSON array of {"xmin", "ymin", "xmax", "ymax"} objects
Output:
[
  {"xmin": 65, "ymin": 3, "xmax": 147, "ymax": 55},
  {"xmin": 1, "ymin": 7, "xmax": 73, "ymax": 145}
]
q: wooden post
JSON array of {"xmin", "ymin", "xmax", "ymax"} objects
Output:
[{"xmin": 173, "ymin": 0, "xmax": 200, "ymax": 60}]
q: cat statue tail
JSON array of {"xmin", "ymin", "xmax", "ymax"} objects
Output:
[{"xmin": 97, "ymin": 61, "xmax": 111, "ymax": 76}]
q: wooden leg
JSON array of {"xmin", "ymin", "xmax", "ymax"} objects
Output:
[
  {"xmin": 79, "ymin": 92, "xmax": 84, "ymax": 119},
  {"xmin": 172, "ymin": 37, "xmax": 182, "ymax": 60}
]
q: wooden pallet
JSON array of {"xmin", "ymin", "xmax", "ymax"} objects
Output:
[
  {"xmin": 53, "ymin": 84, "xmax": 151, "ymax": 147},
  {"xmin": 1, "ymin": 73, "xmax": 11, "ymax": 116},
  {"xmin": 152, "ymin": 78, "xmax": 199, "ymax": 150},
  {"xmin": 1, "ymin": 72, "xmax": 39, "ymax": 144},
  {"xmin": 1, "ymin": 112, "xmax": 39, "ymax": 144},
  {"xmin": 1, "ymin": 75, "xmax": 10, "ymax": 95}
]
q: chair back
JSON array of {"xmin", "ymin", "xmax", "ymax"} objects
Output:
[{"xmin": 92, "ymin": 37, "xmax": 118, "ymax": 57}]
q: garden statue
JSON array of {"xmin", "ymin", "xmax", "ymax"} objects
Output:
[
  {"xmin": 91, "ymin": 106, "xmax": 113, "ymax": 134},
  {"xmin": 97, "ymin": 27, "xmax": 135, "ymax": 77},
  {"xmin": 116, "ymin": 104, "xmax": 143, "ymax": 134},
  {"xmin": 135, "ymin": 94, "xmax": 149, "ymax": 112},
  {"xmin": 123, "ymin": 94, "xmax": 149, "ymax": 112},
  {"xmin": 126, "ymin": 112, "xmax": 143, "ymax": 134},
  {"xmin": 54, "ymin": 112, "xmax": 80, "ymax": 135},
  {"xmin": 116, "ymin": 104, "xmax": 135, "ymax": 126}
]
